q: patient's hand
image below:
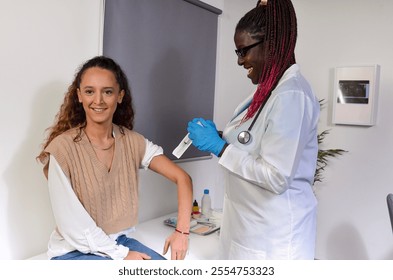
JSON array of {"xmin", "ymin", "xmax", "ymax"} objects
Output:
[
  {"xmin": 124, "ymin": 251, "xmax": 151, "ymax": 260},
  {"xmin": 163, "ymin": 231, "xmax": 189, "ymax": 260}
]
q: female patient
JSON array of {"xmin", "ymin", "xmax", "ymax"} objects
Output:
[{"xmin": 37, "ymin": 56, "xmax": 192, "ymax": 260}]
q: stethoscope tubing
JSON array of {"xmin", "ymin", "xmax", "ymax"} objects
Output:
[{"xmin": 237, "ymin": 95, "xmax": 270, "ymax": 145}]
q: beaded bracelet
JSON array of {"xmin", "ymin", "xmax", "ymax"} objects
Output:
[{"xmin": 175, "ymin": 228, "xmax": 190, "ymax": 235}]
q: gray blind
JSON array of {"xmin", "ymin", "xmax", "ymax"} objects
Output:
[{"xmin": 103, "ymin": 0, "xmax": 222, "ymax": 161}]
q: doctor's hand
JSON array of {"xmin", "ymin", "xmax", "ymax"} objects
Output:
[{"xmin": 187, "ymin": 118, "xmax": 226, "ymax": 157}]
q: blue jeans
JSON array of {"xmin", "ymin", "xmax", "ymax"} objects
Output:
[{"xmin": 51, "ymin": 235, "xmax": 166, "ymax": 260}]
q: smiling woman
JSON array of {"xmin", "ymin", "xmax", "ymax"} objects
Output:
[
  {"xmin": 35, "ymin": 56, "xmax": 193, "ymax": 261},
  {"xmin": 77, "ymin": 67, "xmax": 125, "ymax": 128},
  {"xmin": 76, "ymin": 67, "xmax": 124, "ymax": 170},
  {"xmin": 186, "ymin": 0, "xmax": 320, "ymax": 260}
]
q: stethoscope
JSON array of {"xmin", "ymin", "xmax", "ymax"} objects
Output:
[{"xmin": 237, "ymin": 96, "xmax": 269, "ymax": 145}]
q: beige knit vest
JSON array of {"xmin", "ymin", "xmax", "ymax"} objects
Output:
[{"xmin": 45, "ymin": 125, "xmax": 146, "ymax": 234}]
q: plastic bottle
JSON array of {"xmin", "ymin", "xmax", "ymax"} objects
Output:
[
  {"xmin": 192, "ymin": 200, "xmax": 199, "ymax": 213},
  {"xmin": 192, "ymin": 199, "xmax": 201, "ymax": 218},
  {"xmin": 201, "ymin": 189, "xmax": 212, "ymax": 218}
]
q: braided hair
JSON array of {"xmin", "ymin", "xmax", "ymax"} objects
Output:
[{"xmin": 236, "ymin": 0, "xmax": 297, "ymax": 121}]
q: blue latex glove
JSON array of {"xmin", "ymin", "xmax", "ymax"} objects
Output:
[{"xmin": 187, "ymin": 118, "xmax": 226, "ymax": 157}]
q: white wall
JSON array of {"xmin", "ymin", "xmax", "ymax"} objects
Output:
[
  {"xmin": 0, "ymin": 0, "xmax": 105, "ymax": 260},
  {"xmin": 2, "ymin": 0, "xmax": 392, "ymax": 260},
  {"xmin": 292, "ymin": 0, "xmax": 393, "ymax": 260}
]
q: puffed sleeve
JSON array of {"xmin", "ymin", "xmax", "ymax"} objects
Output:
[{"xmin": 140, "ymin": 139, "xmax": 163, "ymax": 169}]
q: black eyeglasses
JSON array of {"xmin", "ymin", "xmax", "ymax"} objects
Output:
[{"xmin": 235, "ymin": 40, "xmax": 264, "ymax": 58}]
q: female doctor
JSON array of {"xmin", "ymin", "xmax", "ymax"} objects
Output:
[{"xmin": 187, "ymin": 0, "xmax": 320, "ymax": 259}]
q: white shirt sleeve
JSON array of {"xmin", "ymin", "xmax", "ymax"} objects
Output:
[
  {"xmin": 47, "ymin": 155, "xmax": 129, "ymax": 260},
  {"xmin": 141, "ymin": 139, "xmax": 163, "ymax": 169}
]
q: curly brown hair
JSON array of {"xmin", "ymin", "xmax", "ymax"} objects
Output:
[{"xmin": 37, "ymin": 56, "xmax": 135, "ymax": 164}]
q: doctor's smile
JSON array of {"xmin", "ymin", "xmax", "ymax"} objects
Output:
[{"xmin": 235, "ymin": 37, "xmax": 266, "ymax": 85}]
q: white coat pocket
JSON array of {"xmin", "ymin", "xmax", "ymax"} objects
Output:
[{"xmin": 228, "ymin": 240, "xmax": 266, "ymax": 260}]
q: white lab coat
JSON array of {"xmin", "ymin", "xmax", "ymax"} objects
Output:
[{"xmin": 218, "ymin": 64, "xmax": 320, "ymax": 259}]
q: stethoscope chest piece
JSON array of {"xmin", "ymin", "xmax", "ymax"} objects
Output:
[
  {"xmin": 237, "ymin": 130, "xmax": 252, "ymax": 145},
  {"xmin": 236, "ymin": 94, "xmax": 270, "ymax": 145}
]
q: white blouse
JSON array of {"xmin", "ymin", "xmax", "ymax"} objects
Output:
[{"xmin": 46, "ymin": 139, "xmax": 163, "ymax": 260}]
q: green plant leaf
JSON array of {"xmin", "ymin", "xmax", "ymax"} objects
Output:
[{"xmin": 314, "ymin": 99, "xmax": 347, "ymax": 184}]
